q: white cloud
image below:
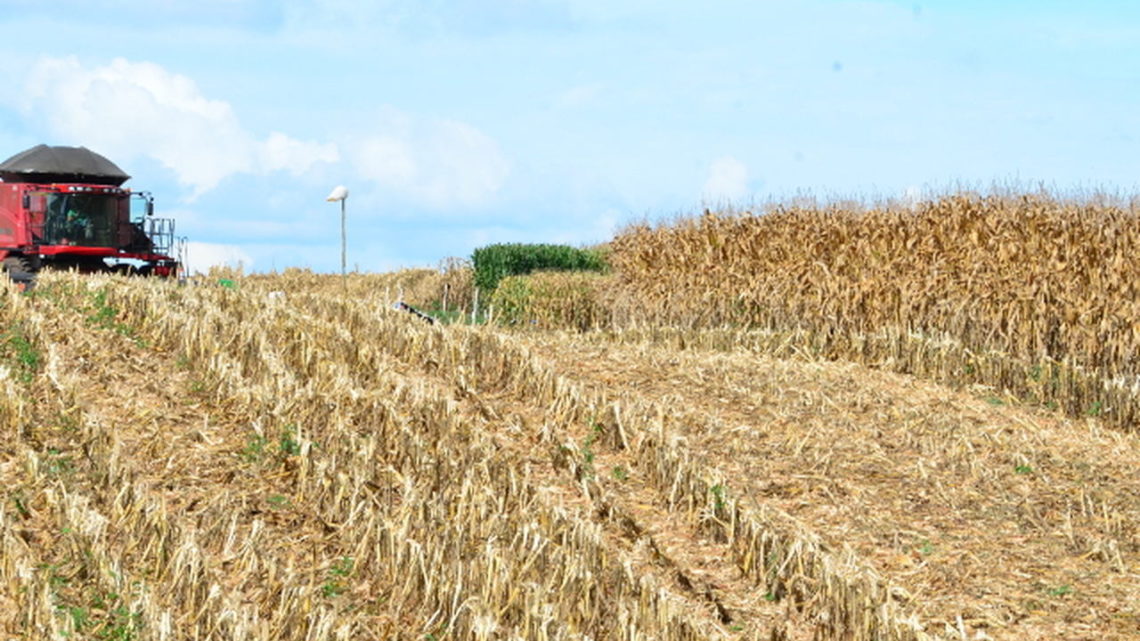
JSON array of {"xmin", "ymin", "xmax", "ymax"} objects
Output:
[
  {"xmin": 168, "ymin": 207, "xmax": 313, "ymax": 242},
  {"xmin": 183, "ymin": 241, "xmax": 254, "ymax": 275},
  {"xmin": 553, "ymin": 83, "xmax": 604, "ymax": 109},
  {"xmin": 350, "ymin": 108, "xmax": 509, "ymax": 209},
  {"xmin": 355, "ymin": 137, "xmax": 417, "ymax": 187},
  {"xmin": 260, "ymin": 131, "xmax": 339, "ymax": 175},
  {"xmin": 702, "ymin": 155, "xmax": 750, "ymax": 203},
  {"xmin": 20, "ymin": 57, "xmax": 338, "ymax": 198}
]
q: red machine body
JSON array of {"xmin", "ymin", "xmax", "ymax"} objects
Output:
[{"xmin": 0, "ymin": 145, "xmax": 178, "ymax": 278}]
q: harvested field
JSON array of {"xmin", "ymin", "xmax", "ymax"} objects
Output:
[
  {"xmin": 0, "ymin": 273, "xmax": 800, "ymax": 640},
  {"xmin": 1, "ymin": 271, "xmax": 1137, "ymax": 640},
  {"xmin": 516, "ymin": 330, "xmax": 1140, "ymax": 640}
]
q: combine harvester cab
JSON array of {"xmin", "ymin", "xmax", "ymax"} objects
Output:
[{"xmin": 0, "ymin": 144, "xmax": 179, "ymax": 284}]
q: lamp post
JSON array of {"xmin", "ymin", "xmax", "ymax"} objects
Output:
[{"xmin": 326, "ymin": 185, "xmax": 349, "ymax": 278}]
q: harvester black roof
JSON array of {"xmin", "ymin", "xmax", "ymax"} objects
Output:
[{"xmin": 0, "ymin": 144, "xmax": 130, "ymax": 186}]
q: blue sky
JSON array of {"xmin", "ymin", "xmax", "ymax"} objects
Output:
[{"xmin": 0, "ymin": 1, "xmax": 1138, "ymax": 273}]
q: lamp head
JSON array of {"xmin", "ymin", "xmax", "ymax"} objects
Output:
[{"xmin": 326, "ymin": 185, "xmax": 349, "ymax": 202}]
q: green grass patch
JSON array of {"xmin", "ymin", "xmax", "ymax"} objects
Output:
[{"xmin": 0, "ymin": 322, "xmax": 40, "ymax": 383}]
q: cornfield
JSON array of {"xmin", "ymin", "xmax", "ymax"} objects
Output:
[
  {"xmin": 608, "ymin": 192, "xmax": 1140, "ymax": 430},
  {"xmin": 490, "ymin": 272, "xmax": 611, "ymax": 331}
]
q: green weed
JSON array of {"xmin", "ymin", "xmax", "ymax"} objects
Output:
[
  {"xmin": 321, "ymin": 557, "xmax": 354, "ymax": 599},
  {"xmin": 12, "ymin": 493, "xmax": 31, "ymax": 518},
  {"xmin": 241, "ymin": 434, "xmax": 268, "ymax": 463},
  {"xmin": 1048, "ymin": 584, "xmax": 1073, "ymax": 597},
  {"xmin": 579, "ymin": 422, "xmax": 603, "ymax": 475},
  {"xmin": 710, "ymin": 484, "xmax": 726, "ymax": 512},
  {"xmin": 100, "ymin": 604, "xmax": 142, "ymax": 640},
  {"xmin": 56, "ymin": 590, "xmax": 142, "ymax": 641},
  {"xmin": 44, "ymin": 447, "xmax": 74, "ymax": 476},
  {"xmin": 61, "ymin": 605, "xmax": 88, "ymax": 631},
  {"xmin": 279, "ymin": 424, "xmax": 301, "ymax": 456},
  {"xmin": 85, "ymin": 290, "xmax": 146, "ymax": 347},
  {"xmin": 1, "ymin": 324, "xmax": 40, "ymax": 383}
]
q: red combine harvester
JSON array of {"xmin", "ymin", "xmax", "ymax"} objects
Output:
[{"xmin": 0, "ymin": 144, "xmax": 179, "ymax": 285}]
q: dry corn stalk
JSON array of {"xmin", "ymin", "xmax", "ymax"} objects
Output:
[{"xmin": 608, "ymin": 193, "xmax": 1140, "ymax": 430}]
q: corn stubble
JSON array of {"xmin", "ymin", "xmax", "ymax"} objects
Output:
[
  {"xmin": 517, "ymin": 328, "xmax": 1140, "ymax": 639},
  {"xmin": 3, "ymin": 273, "xmax": 868, "ymax": 640}
]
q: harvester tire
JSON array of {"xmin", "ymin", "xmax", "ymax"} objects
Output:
[{"xmin": 3, "ymin": 256, "xmax": 37, "ymax": 290}]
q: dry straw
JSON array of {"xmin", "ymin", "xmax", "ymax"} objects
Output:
[
  {"xmin": 9, "ymin": 262, "xmax": 1134, "ymax": 640},
  {"xmin": 607, "ymin": 193, "xmax": 1140, "ymax": 431},
  {"xmin": 514, "ymin": 328, "xmax": 1140, "ymax": 640},
  {"xmin": 3, "ymin": 272, "xmax": 756, "ymax": 640}
]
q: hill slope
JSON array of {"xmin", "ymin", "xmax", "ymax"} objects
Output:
[{"xmin": 1, "ymin": 273, "xmax": 1137, "ymax": 640}]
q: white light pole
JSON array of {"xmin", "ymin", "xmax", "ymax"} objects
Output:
[{"xmin": 326, "ymin": 185, "xmax": 349, "ymax": 278}]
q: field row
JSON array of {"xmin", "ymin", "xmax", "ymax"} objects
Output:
[
  {"xmin": 0, "ymin": 275, "xmax": 795, "ymax": 639},
  {"xmin": 4, "ymin": 272, "xmax": 1138, "ymax": 639},
  {"xmin": 515, "ymin": 327, "xmax": 1140, "ymax": 639}
]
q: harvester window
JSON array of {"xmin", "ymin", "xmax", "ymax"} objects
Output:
[
  {"xmin": 129, "ymin": 192, "xmax": 153, "ymax": 222},
  {"xmin": 43, "ymin": 193, "xmax": 118, "ymax": 247},
  {"xmin": 24, "ymin": 192, "xmax": 47, "ymax": 214}
]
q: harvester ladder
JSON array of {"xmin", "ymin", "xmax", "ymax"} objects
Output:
[{"xmin": 145, "ymin": 217, "xmax": 176, "ymax": 255}]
